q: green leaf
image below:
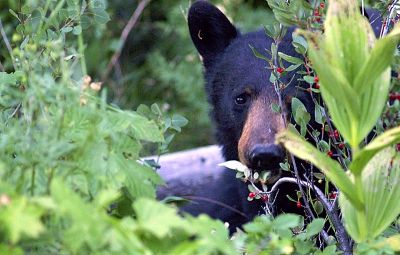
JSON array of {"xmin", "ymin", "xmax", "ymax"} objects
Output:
[
  {"xmin": 314, "ymin": 104, "xmax": 324, "ymax": 125},
  {"xmin": 278, "ymin": 52, "xmax": 303, "ymax": 64},
  {"xmin": 272, "ymin": 214, "xmax": 301, "ymax": 230},
  {"xmin": 92, "ymin": 7, "xmax": 110, "ymax": 24},
  {"xmin": 133, "ymin": 198, "xmax": 186, "ymax": 238},
  {"xmin": 303, "ymin": 75, "xmax": 315, "ymax": 84},
  {"xmin": 305, "ymin": 218, "xmax": 325, "ymax": 238},
  {"xmin": 291, "ymin": 97, "xmax": 310, "ymax": 127},
  {"xmin": 249, "ymin": 44, "xmax": 269, "ymax": 62},
  {"xmin": 0, "ymin": 72, "xmax": 18, "ymax": 85},
  {"xmin": 0, "ymin": 196, "xmax": 45, "ymax": 243},
  {"xmin": 171, "ymin": 114, "xmax": 188, "ymax": 132},
  {"xmin": 350, "ymin": 126, "xmax": 400, "ymax": 175},
  {"xmin": 72, "ymin": 25, "xmax": 82, "ymax": 35},
  {"xmin": 276, "ymin": 128, "xmax": 363, "ymax": 209},
  {"xmin": 340, "ymin": 148, "xmax": 400, "ymax": 242}
]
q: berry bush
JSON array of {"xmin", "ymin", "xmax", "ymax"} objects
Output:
[{"xmin": 0, "ymin": 0, "xmax": 399, "ymax": 255}]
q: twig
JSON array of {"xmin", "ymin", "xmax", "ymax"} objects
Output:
[
  {"xmin": 381, "ymin": 0, "xmax": 397, "ymax": 37},
  {"xmin": 269, "ymin": 177, "xmax": 352, "ymax": 254},
  {"xmin": 0, "ymin": 19, "xmax": 17, "ymax": 70},
  {"xmin": 102, "ymin": 0, "xmax": 150, "ymax": 83},
  {"xmin": 271, "ymin": 28, "xmax": 352, "ymax": 252},
  {"xmin": 182, "ymin": 195, "xmax": 248, "ymax": 219}
]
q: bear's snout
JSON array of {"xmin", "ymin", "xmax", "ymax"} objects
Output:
[{"xmin": 248, "ymin": 144, "xmax": 284, "ymax": 171}]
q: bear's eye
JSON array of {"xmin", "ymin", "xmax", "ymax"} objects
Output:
[{"xmin": 235, "ymin": 94, "xmax": 249, "ymax": 105}]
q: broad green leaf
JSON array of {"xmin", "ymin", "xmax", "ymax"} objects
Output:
[
  {"xmin": 92, "ymin": 7, "xmax": 110, "ymax": 24},
  {"xmin": 297, "ymin": 0, "xmax": 400, "ymax": 151},
  {"xmin": 133, "ymin": 198, "xmax": 186, "ymax": 238},
  {"xmin": 272, "ymin": 214, "xmax": 301, "ymax": 230},
  {"xmin": 353, "ymin": 23, "xmax": 400, "ymax": 93},
  {"xmin": 305, "ymin": 218, "xmax": 325, "ymax": 238},
  {"xmin": 340, "ymin": 148, "xmax": 400, "ymax": 242},
  {"xmin": 0, "ymin": 196, "xmax": 45, "ymax": 243},
  {"xmin": 375, "ymin": 235, "xmax": 400, "ymax": 252},
  {"xmin": 0, "ymin": 72, "xmax": 19, "ymax": 85},
  {"xmin": 276, "ymin": 128, "xmax": 363, "ymax": 209},
  {"xmin": 350, "ymin": 126, "xmax": 400, "ymax": 175}
]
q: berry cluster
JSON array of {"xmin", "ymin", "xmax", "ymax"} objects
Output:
[
  {"xmin": 313, "ymin": 2, "xmax": 325, "ymax": 23},
  {"xmin": 389, "ymin": 93, "xmax": 400, "ymax": 101},
  {"xmin": 248, "ymin": 192, "xmax": 269, "ymax": 202}
]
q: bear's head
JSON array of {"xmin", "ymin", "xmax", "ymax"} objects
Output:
[{"xmin": 188, "ymin": 0, "xmax": 315, "ymax": 183}]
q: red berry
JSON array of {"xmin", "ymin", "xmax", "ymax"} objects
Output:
[
  {"xmin": 314, "ymin": 83, "xmax": 320, "ymax": 89},
  {"xmin": 277, "ymin": 67, "xmax": 285, "ymax": 74},
  {"xmin": 320, "ymin": 2, "xmax": 325, "ymax": 8},
  {"xmin": 334, "ymin": 129, "xmax": 340, "ymax": 139},
  {"xmin": 329, "ymin": 192, "xmax": 337, "ymax": 199},
  {"xmin": 314, "ymin": 10, "xmax": 320, "ymax": 16},
  {"xmin": 314, "ymin": 76, "xmax": 319, "ymax": 83},
  {"xmin": 327, "ymin": 151, "xmax": 333, "ymax": 157},
  {"xmin": 261, "ymin": 194, "xmax": 269, "ymax": 202},
  {"xmin": 248, "ymin": 192, "xmax": 256, "ymax": 199},
  {"xmin": 296, "ymin": 201, "xmax": 302, "ymax": 208},
  {"xmin": 389, "ymin": 93, "xmax": 400, "ymax": 101},
  {"xmin": 338, "ymin": 143, "xmax": 345, "ymax": 149},
  {"xmin": 315, "ymin": 17, "xmax": 321, "ymax": 22},
  {"xmin": 396, "ymin": 144, "xmax": 400, "ymax": 152}
]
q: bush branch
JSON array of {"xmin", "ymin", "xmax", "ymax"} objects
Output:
[{"xmin": 102, "ymin": 0, "xmax": 150, "ymax": 83}]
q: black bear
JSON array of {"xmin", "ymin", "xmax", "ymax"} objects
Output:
[
  {"xmin": 160, "ymin": 0, "xmax": 382, "ymax": 233},
  {"xmin": 186, "ymin": 0, "xmax": 313, "ymax": 231}
]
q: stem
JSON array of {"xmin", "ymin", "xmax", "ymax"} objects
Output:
[
  {"xmin": 37, "ymin": 0, "xmax": 52, "ymax": 33},
  {"xmin": 101, "ymin": 0, "xmax": 150, "ymax": 82},
  {"xmin": 45, "ymin": 0, "xmax": 67, "ymax": 30},
  {"xmin": 78, "ymin": 32, "xmax": 87, "ymax": 75},
  {"xmin": 31, "ymin": 167, "xmax": 36, "ymax": 196},
  {"xmin": 0, "ymin": 18, "xmax": 17, "ymax": 70},
  {"xmin": 354, "ymin": 173, "xmax": 367, "ymax": 240}
]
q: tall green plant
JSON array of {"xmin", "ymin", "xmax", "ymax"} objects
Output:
[{"xmin": 277, "ymin": 0, "xmax": 400, "ymax": 243}]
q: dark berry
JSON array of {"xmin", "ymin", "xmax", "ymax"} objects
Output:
[
  {"xmin": 338, "ymin": 143, "xmax": 345, "ymax": 149},
  {"xmin": 261, "ymin": 194, "xmax": 269, "ymax": 202},
  {"xmin": 314, "ymin": 10, "xmax": 320, "ymax": 16},
  {"xmin": 327, "ymin": 151, "xmax": 333, "ymax": 157},
  {"xmin": 248, "ymin": 192, "xmax": 256, "ymax": 199},
  {"xmin": 314, "ymin": 83, "xmax": 320, "ymax": 89}
]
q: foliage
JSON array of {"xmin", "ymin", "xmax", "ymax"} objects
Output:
[
  {"xmin": 276, "ymin": 0, "xmax": 400, "ymax": 246},
  {"xmin": 234, "ymin": 214, "xmax": 336, "ymax": 255},
  {"xmin": 1, "ymin": 0, "xmax": 400, "ymax": 254}
]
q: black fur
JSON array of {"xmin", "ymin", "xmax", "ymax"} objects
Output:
[{"xmin": 186, "ymin": 0, "xmax": 383, "ymax": 232}]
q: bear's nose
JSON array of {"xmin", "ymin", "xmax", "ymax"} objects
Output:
[{"xmin": 248, "ymin": 144, "xmax": 284, "ymax": 170}]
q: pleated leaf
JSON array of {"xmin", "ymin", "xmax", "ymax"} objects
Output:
[
  {"xmin": 351, "ymin": 126, "xmax": 400, "ymax": 175},
  {"xmin": 340, "ymin": 148, "xmax": 400, "ymax": 242},
  {"xmin": 276, "ymin": 128, "xmax": 363, "ymax": 209}
]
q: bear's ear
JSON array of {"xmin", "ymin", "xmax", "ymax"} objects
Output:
[{"xmin": 188, "ymin": 1, "xmax": 238, "ymax": 68}]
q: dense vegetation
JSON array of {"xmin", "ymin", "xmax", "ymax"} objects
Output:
[{"xmin": 0, "ymin": 0, "xmax": 399, "ymax": 254}]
